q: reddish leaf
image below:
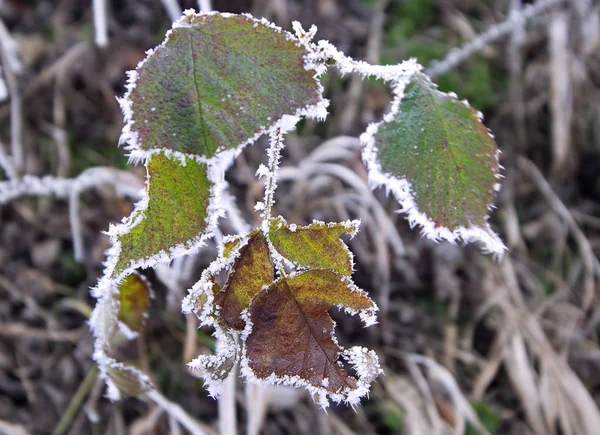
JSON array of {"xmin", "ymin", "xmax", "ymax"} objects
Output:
[{"xmin": 244, "ymin": 269, "xmax": 377, "ymax": 399}]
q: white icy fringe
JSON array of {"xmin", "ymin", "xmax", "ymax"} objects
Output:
[
  {"xmin": 187, "ymin": 326, "xmax": 237, "ymax": 398},
  {"xmin": 266, "ymin": 216, "xmax": 361, "ymax": 277},
  {"xmin": 181, "ymin": 233, "xmax": 251, "ymax": 396},
  {"xmin": 359, "ymin": 75, "xmax": 506, "ymax": 258},
  {"xmin": 117, "ymin": 10, "xmax": 329, "ymax": 168},
  {"xmin": 238, "ymin": 307, "xmax": 381, "ymax": 410},
  {"xmin": 88, "ymin": 150, "xmax": 229, "ymax": 397},
  {"xmin": 294, "ymin": 21, "xmax": 420, "ymax": 83},
  {"xmin": 88, "ymin": 282, "xmax": 153, "ymax": 399}
]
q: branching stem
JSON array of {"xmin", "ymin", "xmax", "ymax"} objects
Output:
[{"xmin": 262, "ymin": 126, "xmax": 284, "ymax": 221}]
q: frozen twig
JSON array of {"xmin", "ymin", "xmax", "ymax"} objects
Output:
[
  {"xmin": 0, "ymin": 168, "xmax": 143, "ymax": 262},
  {"xmin": 426, "ymin": 0, "xmax": 566, "ymax": 78},
  {"xmin": 92, "ymin": 0, "xmax": 108, "ymax": 48},
  {"xmin": 0, "ymin": 17, "xmax": 23, "ymax": 172},
  {"xmin": 260, "ymin": 126, "xmax": 284, "ymax": 222},
  {"xmin": 147, "ymin": 390, "xmax": 216, "ymax": 435},
  {"xmin": 161, "ymin": 0, "xmax": 183, "ymax": 23}
]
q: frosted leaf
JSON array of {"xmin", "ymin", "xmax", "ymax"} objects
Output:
[
  {"xmin": 105, "ymin": 152, "xmax": 221, "ymax": 282},
  {"xmin": 118, "ymin": 12, "xmax": 325, "ymax": 160},
  {"xmin": 240, "ymin": 270, "xmax": 379, "ymax": 408},
  {"xmin": 361, "ymin": 71, "xmax": 505, "ymax": 257},
  {"xmin": 188, "ymin": 324, "xmax": 238, "ymax": 398},
  {"xmin": 214, "ymin": 230, "xmax": 274, "ymax": 330},
  {"xmin": 268, "ymin": 217, "xmax": 359, "ymax": 275}
]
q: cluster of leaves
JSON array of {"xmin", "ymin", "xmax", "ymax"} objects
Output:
[
  {"xmin": 88, "ymin": 9, "xmax": 504, "ymax": 408},
  {"xmin": 182, "ymin": 218, "xmax": 380, "ymax": 407}
]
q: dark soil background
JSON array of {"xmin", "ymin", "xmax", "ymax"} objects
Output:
[{"xmin": 1, "ymin": 0, "xmax": 599, "ymax": 434}]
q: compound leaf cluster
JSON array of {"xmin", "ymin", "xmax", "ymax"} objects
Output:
[
  {"xmin": 183, "ymin": 218, "xmax": 380, "ymax": 408},
  {"xmin": 88, "ymin": 8, "xmax": 506, "ymax": 407}
]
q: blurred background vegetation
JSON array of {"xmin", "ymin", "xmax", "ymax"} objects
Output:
[{"xmin": 1, "ymin": 0, "xmax": 599, "ymax": 434}]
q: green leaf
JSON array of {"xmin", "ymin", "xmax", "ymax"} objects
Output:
[
  {"xmin": 117, "ymin": 273, "xmax": 151, "ymax": 334},
  {"xmin": 268, "ymin": 218, "xmax": 357, "ymax": 275},
  {"xmin": 243, "ymin": 269, "xmax": 379, "ymax": 405},
  {"xmin": 112, "ymin": 153, "xmax": 213, "ymax": 277},
  {"xmin": 215, "ymin": 230, "xmax": 274, "ymax": 330},
  {"xmin": 362, "ymin": 71, "xmax": 504, "ymax": 255},
  {"xmin": 120, "ymin": 12, "xmax": 322, "ymax": 158}
]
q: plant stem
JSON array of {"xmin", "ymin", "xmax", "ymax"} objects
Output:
[
  {"xmin": 52, "ymin": 365, "xmax": 99, "ymax": 435},
  {"xmin": 263, "ymin": 127, "xmax": 284, "ymax": 221}
]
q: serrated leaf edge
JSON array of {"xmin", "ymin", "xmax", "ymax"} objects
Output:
[
  {"xmin": 360, "ymin": 73, "xmax": 506, "ymax": 258},
  {"xmin": 238, "ymin": 275, "xmax": 381, "ymax": 410},
  {"xmin": 187, "ymin": 324, "xmax": 238, "ymax": 398},
  {"xmin": 267, "ymin": 216, "xmax": 361, "ymax": 276},
  {"xmin": 118, "ymin": 10, "xmax": 329, "ymax": 166}
]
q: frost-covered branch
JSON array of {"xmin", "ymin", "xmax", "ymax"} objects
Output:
[
  {"xmin": 257, "ymin": 127, "xmax": 285, "ymax": 222},
  {"xmin": 0, "ymin": 168, "xmax": 143, "ymax": 261},
  {"xmin": 300, "ymin": 24, "xmax": 421, "ymax": 84},
  {"xmin": 0, "ymin": 168, "xmax": 142, "ymax": 205},
  {"xmin": 426, "ymin": 0, "xmax": 565, "ymax": 78}
]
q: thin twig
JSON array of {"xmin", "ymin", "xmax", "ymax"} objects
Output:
[
  {"xmin": 92, "ymin": 0, "xmax": 108, "ymax": 47},
  {"xmin": 0, "ymin": 17, "xmax": 23, "ymax": 172},
  {"xmin": 146, "ymin": 390, "xmax": 216, "ymax": 435},
  {"xmin": 262, "ymin": 127, "xmax": 284, "ymax": 221},
  {"xmin": 426, "ymin": 0, "xmax": 566, "ymax": 78},
  {"xmin": 161, "ymin": 0, "xmax": 183, "ymax": 23},
  {"xmin": 52, "ymin": 365, "xmax": 99, "ymax": 435}
]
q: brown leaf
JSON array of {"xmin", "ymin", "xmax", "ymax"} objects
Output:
[
  {"xmin": 245, "ymin": 269, "xmax": 376, "ymax": 396},
  {"xmin": 216, "ymin": 230, "xmax": 274, "ymax": 330}
]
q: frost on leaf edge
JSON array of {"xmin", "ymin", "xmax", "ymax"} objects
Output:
[
  {"xmin": 267, "ymin": 216, "xmax": 361, "ymax": 276},
  {"xmin": 238, "ymin": 274, "xmax": 382, "ymax": 410},
  {"xmin": 102, "ymin": 150, "xmax": 227, "ymax": 285},
  {"xmin": 117, "ymin": 9, "xmax": 329, "ymax": 166},
  {"xmin": 89, "ymin": 150, "xmax": 227, "ymax": 397},
  {"xmin": 360, "ymin": 73, "xmax": 506, "ymax": 258},
  {"xmin": 181, "ymin": 233, "xmax": 252, "ymax": 397},
  {"xmin": 89, "ymin": 282, "xmax": 154, "ymax": 400}
]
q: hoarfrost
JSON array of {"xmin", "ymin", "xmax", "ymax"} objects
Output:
[{"xmin": 360, "ymin": 73, "xmax": 506, "ymax": 258}]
